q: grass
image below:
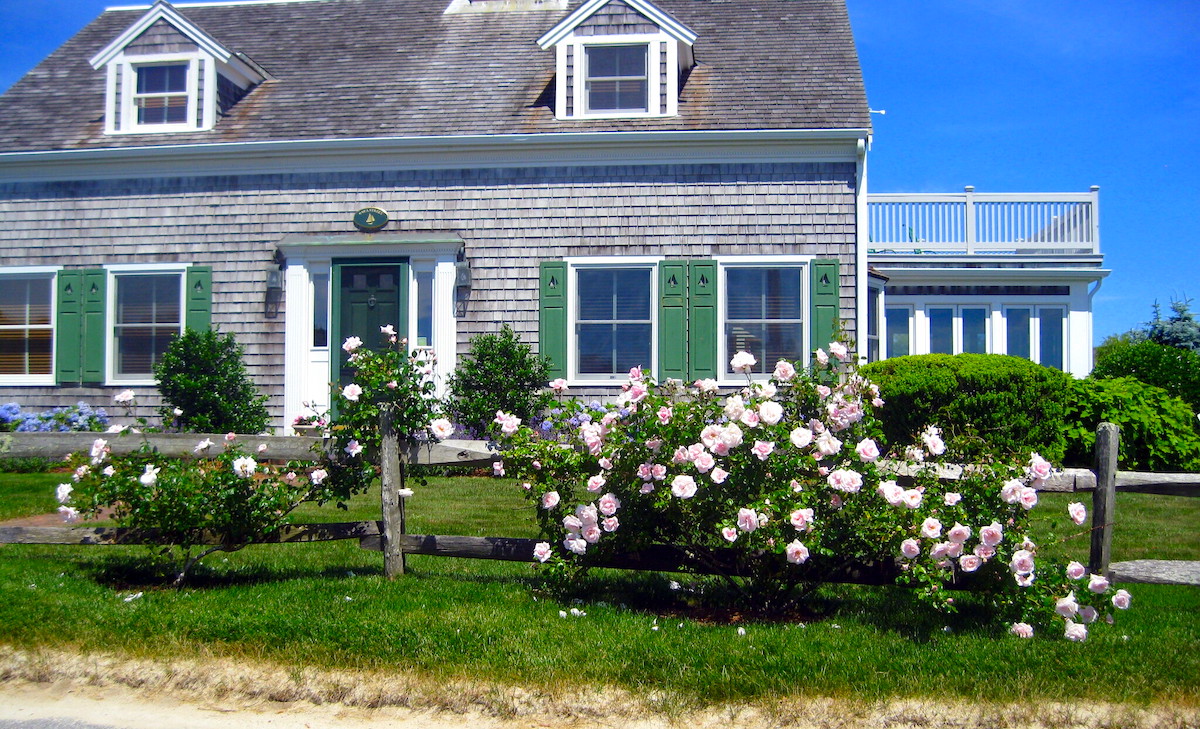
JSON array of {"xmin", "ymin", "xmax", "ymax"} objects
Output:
[{"xmin": 1, "ymin": 471, "xmax": 1198, "ymax": 707}]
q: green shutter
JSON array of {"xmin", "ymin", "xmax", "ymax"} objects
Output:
[
  {"xmin": 657, "ymin": 261, "xmax": 688, "ymax": 381},
  {"xmin": 687, "ymin": 260, "xmax": 718, "ymax": 380},
  {"xmin": 54, "ymin": 270, "xmax": 83, "ymax": 383},
  {"xmin": 80, "ymin": 269, "xmax": 107, "ymax": 383},
  {"xmin": 809, "ymin": 259, "xmax": 840, "ymax": 356},
  {"xmin": 539, "ymin": 261, "xmax": 567, "ymax": 379},
  {"xmin": 185, "ymin": 266, "xmax": 213, "ymax": 331}
]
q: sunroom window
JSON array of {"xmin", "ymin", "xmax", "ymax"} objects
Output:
[
  {"xmin": 576, "ymin": 267, "xmax": 653, "ymax": 377},
  {"xmin": 585, "ymin": 45, "xmax": 648, "ymax": 112},
  {"xmin": 134, "ymin": 63, "xmax": 189, "ymax": 125}
]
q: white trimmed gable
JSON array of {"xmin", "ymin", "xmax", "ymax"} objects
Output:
[
  {"xmin": 88, "ymin": 0, "xmax": 266, "ymax": 135},
  {"xmin": 537, "ymin": 0, "xmax": 696, "ymax": 120}
]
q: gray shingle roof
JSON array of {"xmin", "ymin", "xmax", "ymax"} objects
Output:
[{"xmin": 0, "ymin": 0, "xmax": 869, "ymax": 153}]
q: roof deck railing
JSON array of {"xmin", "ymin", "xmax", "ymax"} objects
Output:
[{"xmin": 867, "ymin": 186, "xmax": 1100, "ymax": 256}]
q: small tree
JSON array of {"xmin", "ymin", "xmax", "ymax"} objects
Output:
[
  {"xmin": 447, "ymin": 325, "xmax": 552, "ymax": 437},
  {"xmin": 1148, "ymin": 298, "xmax": 1200, "ymax": 353},
  {"xmin": 154, "ymin": 329, "xmax": 269, "ymax": 434}
]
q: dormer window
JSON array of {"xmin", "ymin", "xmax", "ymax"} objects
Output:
[
  {"xmin": 538, "ymin": 0, "xmax": 695, "ymax": 121},
  {"xmin": 89, "ymin": 0, "xmax": 266, "ymax": 135},
  {"xmin": 134, "ymin": 63, "xmax": 190, "ymax": 125},
  {"xmin": 586, "ymin": 45, "xmax": 648, "ymax": 112}
]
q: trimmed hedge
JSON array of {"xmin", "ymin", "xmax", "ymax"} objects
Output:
[{"xmin": 859, "ymin": 354, "xmax": 1072, "ymax": 462}]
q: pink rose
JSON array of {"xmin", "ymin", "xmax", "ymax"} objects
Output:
[
  {"xmin": 947, "ymin": 522, "xmax": 971, "ymax": 544},
  {"xmin": 751, "ymin": 440, "xmax": 775, "ymax": 461},
  {"xmin": 533, "ymin": 542, "xmax": 552, "ymax": 562},
  {"xmin": 979, "ymin": 522, "xmax": 1004, "ymax": 547},
  {"xmin": 541, "ymin": 491, "xmax": 560, "ymax": 510},
  {"xmin": 773, "ymin": 360, "xmax": 796, "ymax": 381},
  {"xmin": 1066, "ymin": 561, "xmax": 1086, "ymax": 580},
  {"xmin": 1010, "ymin": 622, "xmax": 1034, "ymax": 639},
  {"xmin": 587, "ymin": 475, "xmax": 606, "ymax": 492},
  {"xmin": 854, "ymin": 438, "xmax": 880, "ymax": 462},
  {"xmin": 694, "ymin": 378, "xmax": 719, "ymax": 394},
  {"xmin": 693, "ymin": 451, "xmax": 716, "ymax": 473},
  {"xmin": 549, "ymin": 378, "xmax": 568, "ymax": 393},
  {"xmin": 789, "ymin": 427, "xmax": 813, "ymax": 449},
  {"xmin": 310, "ymin": 468, "xmax": 328, "ymax": 485},
  {"xmin": 943, "ymin": 492, "xmax": 962, "ymax": 506},
  {"xmin": 492, "ymin": 461, "xmax": 505, "ymax": 477},
  {"xmin": 1026, "ymin": 452, "xmax": 1054, "ymax": 484},
  {"xmin": 900, "ymin": 538, "xmax": 921, "ymax": 559},
  {"xmin": 739, "ymin": 409, "xmax": 762, "ymax": 428},
  {"xmin": 876, "ymin": 481, "xmax": 903, "ymax": 506},
  {"xmin": 1055, "ymin": 591, "xmax": 1079, "ymax": 618},
  {"xmin": 736, "ymin": 508, "xmax": 760, "ymax": 532},
  {"xmin": 815, "ymin": 348, "xmax": 829, "ymax": 366},
  {"xmin": 1018, "ymin": 486, "xmax": 1039, "ymax": 510},
  {"xmin": 672, "ymin": 447, "xmax": 691, "ymax": 464},
  {"xmin": 1014, "ymin": 572, "xmax": 1035, "ymax": 587},
  {"xmin": 651, "ymin": 464, "xmax": 667, "ymax": 481},
  {"xmin": 958, "ymin": 555, "xmax": 982, "ymax": 573},
  {"xmin": 816, "ymin": 385, "xmax": 832, "ymax": 399},
  {"xmin": 582, "ymin": 525, "xmax": 602, "ymax": 544},
  {"xmin": 1088, "ymin": 573, "xmax": 1110, "ymax": 593},
  {"xmin": 656, "ymin": 406, "xmax": 673, "ymax": 424},
  {"xmin": 646, "ymin": 438, "xmax": 663, "ymax": 451},
  {"xmin": 827, "ymin": 468, "xmax": 863, "ymax": 493},
  {"xmin": 562, "ymin": 515, "xmax": 583, "ymax": 533},
  {"xmin": 710, "ymin": 467, "xmax": 729, "ymax": 484},
  {"xmin": 1068, "ymin": 502, "xmax": 1087, "ymax": 525},
  {"xmin": 1112, "ymin": 589, "xmax": 1132, "ymax": 610},
  {"xmin": 598, "ymin": 492, "xmax": 621, "ymax": 516},
  {"xmin": 730, "ymin": 351, "xmax": 758, "ymax": 374},
  {"xmin": 814, "ymin": 432, "xmax": 842, "ymax": 458},
  {"xmin": 564, "ymin": 537, "xmax": 587, "ymax": 555},
  {"xmin": 722, "ymin": 526, "xmax": 738, "ymax": 543},
  {"xmin": 671, "ymin": 475, "xmax": 698, "ymax": 499},
  {"xmin": 700, "ymin": 424, "xmax": 723, "ymax": 450},
  {"xmin": 758, "ymin": 401, "xmax": 784, "ymax": 426},
  {"xmin": 1064, "ymin": 620, "xmax": 1088, "ymax": 642},
  {"xmin": 828, "ymin": 341, "xmax": 849, "ymax": 362},
  {"xmin": 598, "ymin": 457, "xmax": 613, "ymax": 470},
  {"xmin": 341, "ymin": 384, "xmax": 363, "ymax": 402},
  {"xmin": 341, "ymin": 336, "xmax": 362, "ymax": 353},
  {"xmin": 602, "ymin": 516, "xmax": 619, "ymax": 532},
  {"xmin": 920, "ymin": 517, "xmax": 942, "ymax": 539},
  {"xmin": 628, "ymin": 366, "xmax": 644, "ymax": 381},
  {"xmin": 902, "ymin": 489, "xmax": 923, "ymax": 509},
  {"xmin": 1010, "ymin": 549, "xmax": 1035, "ymax": 575},
  {"xmin": 1078, "ymin": 605, "xmax": 1098, "ymax": 624},
  {"xmin": 790, "ymin": 508, "xmax": 814, "ymax": 531},
  {"xmin": 785, "ymin": 539, "xmax": 810, "ymax": 564}
]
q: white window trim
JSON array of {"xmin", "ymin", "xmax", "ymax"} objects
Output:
[
  {"xmin": 1000, "ymin": 304, "xmax": 1068, "ymax": 370},
  {"xmin": 865, "ymin": 282, "xmax": 883, "ymax": 363},
  {"xmin": 715, "ymin": 256, "xmax": 812, "ymax": 384},
  {"xmin": 566, "ymin": 256, "xmax": 661, "ymax": 385},
  {"xmin": 0, "ymin": 266, "xmax": 59, "ymax": 386},
  {"xmin": 113, "ymin": 52, "xmax": 206, "ymax": 135},
  {"xmin": 558, "ymin": 32, "xmax": 674, "ymax": 120},
  {"xmin": 883, "ymin": 304, "xmax": 914, "ymax": 359},
  {"xmin": 106, "ymin": 264, "xmax": 190, "ymax": 386},
  {"xmin": 923, "ymin": 303, "xmax": 990, "ymax": 355}
]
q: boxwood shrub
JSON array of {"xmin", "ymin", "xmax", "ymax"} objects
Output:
[
  {"xmin": 859, "ymin": 354, "xmax": 1072, "ymax": 462},
  {"xmin": 1091, "ymin": 339, "xmax": 1200, "ymax": 413}
]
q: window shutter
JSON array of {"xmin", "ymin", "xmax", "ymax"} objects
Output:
[
  {"xmin": 657, "ymin": 261, "xmax": 688, "ymax": 381},
  {"xmin": 539, "ymin": 261, "xmax": 567, "ymax": 379},
  {"xmin": 809, "ymin": 259, "xmax": 839, "ymax": 355},
  {"xmin": 185, "ymin": 266, "xmax": 213, "ymax": 331},
  {"xmin": 54, "ymin": 271, "xmax": 83, "ymax": 383},
  {"xmin": 79, "ymin": 269, "xmax": 108, "ymax": 383},
  {"xmin": 687, "ymin": 260, "xmax": 718, "ymax": 380}
]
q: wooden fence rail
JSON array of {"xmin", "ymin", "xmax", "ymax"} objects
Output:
[{"xmin": 1, "ymin": 424, "xmax": 1198, "ymax": 586}]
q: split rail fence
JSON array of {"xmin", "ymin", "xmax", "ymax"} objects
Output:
[{"xmin": 1, "ymin": 421, "xmax": 1197, "ymax": 586}]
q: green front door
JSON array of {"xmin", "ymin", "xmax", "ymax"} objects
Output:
[{"xmin": 332, "ymin": 261, "xmax": 408, "ymax": 387}]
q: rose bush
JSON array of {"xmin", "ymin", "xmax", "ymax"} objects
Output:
[{"xmin": 496, "ymin": 345, "xmax": 1132, "ymax": 639}]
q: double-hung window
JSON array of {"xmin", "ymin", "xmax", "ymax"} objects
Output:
[
  {"xmin": 1005, "ymin": 306, "xmax": 1065, "ymax": 370},
  {"xmin": 111, "ymin": 270, "xmax": 185, "ymax": 381},
  {"xmin": 723, "ymin": 266, "xmax": 804, "ymax": 376},
  {"xmin": 134, "ymin": 63, "xmax": 190, "ymax": 126},
  {"xmin": 575, "ymin": 266, "xmax": 654, "ymax": 378},
  {"xmin": 927, "ymin": 305, "xmax": 989, "ymax": 355},
  {"xmin": 585, "ymin": 45, "xmax": 648, "ymax": 113},
  {"xmin": 0, "ymin": 270, "xmax": 55, "ymax": 384}
]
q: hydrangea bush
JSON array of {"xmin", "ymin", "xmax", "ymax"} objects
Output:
[
  {"xmin": 0, "ymin": 401, "xmax": 108, "ymax": 432},
  {"xmin": 496, "ymin": 344, "xmax": 1132, "ymax": 640}
]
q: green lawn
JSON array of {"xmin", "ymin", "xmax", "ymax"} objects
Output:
[{"xmin": 1, "ymin": 471, "xmax": 1198, "ymax": 706}]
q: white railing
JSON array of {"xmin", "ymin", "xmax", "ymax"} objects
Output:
[{"xmin": 867, "ymin": 186, "xmax": 1100, "ymax": 255}]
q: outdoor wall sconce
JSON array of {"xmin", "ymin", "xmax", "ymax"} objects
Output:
[
  {"xmin": 454, "ymin": 260, "xmax": 471, "ymax": 317},
  {"xmin": 266, "ymin": 267, "xmax": 283, "ymax": 318}
]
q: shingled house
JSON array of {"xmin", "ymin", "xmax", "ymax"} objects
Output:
[{"xmin": 0, "ymin": 0, "xmax": 1104, "ymax": 431}]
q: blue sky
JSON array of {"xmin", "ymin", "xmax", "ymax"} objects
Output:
[{"xmin": 2, "ymin": 0, "xmax": 1197, "ymax": 344}]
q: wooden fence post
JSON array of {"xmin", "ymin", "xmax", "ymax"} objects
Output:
[
  {"xmin": 380, "ymin": 409, "xmax": 406, "ymax": 578},
  {"xmin": 1089, "ymin": 422, "xmax": 1119, "ymax": 576}
]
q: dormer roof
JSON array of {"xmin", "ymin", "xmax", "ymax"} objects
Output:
[{"xmin": 537, "ymin": 0, "xmax": 697, "ymax": 48}]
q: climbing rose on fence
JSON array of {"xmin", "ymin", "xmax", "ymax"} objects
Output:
[{"xmin": 495, "ymin": 345, "xmax": 1132, "ymax": 638}]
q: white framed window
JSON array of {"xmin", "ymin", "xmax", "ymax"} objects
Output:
[
  {"xmin": 885, "ymin": 306, "xmax": 911, "ymax": 358},
  {"xmin": 118, "ymin": 55, "xmax": 200, "ymax": 133},
  {"xmin": 865, "ymin": 284, "xmax": 882, "ymax": 362},
  {"xmin": 0, "ymin": 268, "xmax": 56, "ymax": 385},
  {"xmin": 572, "ymin": 263, "xmax": 656, "ymax": 381},
  {"xmin": 720, "ymin": 263, "xmax": 806, "ymax": 377},
  {"xmin": 107, "ymin": 265, "xmax": 188, "ymax": 384},
  {"xmin": 585, "ymin": 44, "xmax": 648, "ymax": 113},
  {"xmin": 926, "ymin": 305, "xmax": 990, "ymax": 355},
  {"xmin": 1004, "ymin": 305, "xmax": 1066, "ymax": 370}
]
